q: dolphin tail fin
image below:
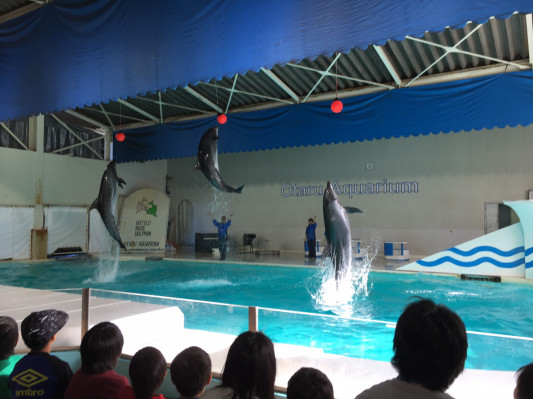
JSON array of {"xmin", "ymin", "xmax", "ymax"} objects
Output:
[
  {"xmin": 117, "ymin": 177, "xmax": 127, "ymax": 189},
  {"xmin": 89, "ymin": 198, "xmax": 99, "ymax": 211},
  {"xmin": 234, "ymin": 185, "xmax": 245, "ymax": 193},
  {"xmin": 345, "ymin": 206, "xmax": 363, "ymax": 214}
]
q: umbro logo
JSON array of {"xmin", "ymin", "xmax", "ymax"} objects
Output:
[{"xmin": 11, "ymin": 369, "xmax": 48, "ymax": 388}]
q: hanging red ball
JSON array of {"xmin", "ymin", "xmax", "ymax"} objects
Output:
[
  {"xmin": 217, "ymin": 113, "xmax": 227, "ymax": 124},
  {"xmin": 115, "ymin": 131, "xmax": 126, "ymax": 142},
  {"xmin": 331, "ymin": 99, "xmax": 343, "ymax": 113}
]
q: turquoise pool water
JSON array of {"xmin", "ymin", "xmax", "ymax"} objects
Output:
[{"xmin": 1, "ymin": 258, "xmax": 532, "ymax": 371}]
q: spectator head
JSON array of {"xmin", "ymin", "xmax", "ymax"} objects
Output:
[
  {"xmin": 0, "ymin": 316, "xmax": 19, "ymax": 360},
  {"xmin": 391, "ymin": 297, "xmax": 467, "ymax": 392},
  {"xmin": 287, "ymin": 367, "xmax": 334, "ymax": 399},
  {"xmin": 515, "ymin": 362, "xmax": 533, "ymax": 399},
  {"xmin": 80, "ymin": 322, "xmax": 124, "ymax": 373},
  {"xmin": 221, "ymin": 331, "xmax": 276, "ymax": 399},
  {"xmin": 21, "ymin": 309, "xmax": 68, "ymax": 351},
  {"xmin": 170, "ymin": 346, "xmax": 212, "ymax": 398},
  {"xmin": 129, "ymin": 346, "xmax": 167, "ymax": 399}
]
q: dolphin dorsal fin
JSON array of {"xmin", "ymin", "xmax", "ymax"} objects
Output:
[{"xmin": 89, "ymin": 198, "xmax": 99, "ymax": 211}]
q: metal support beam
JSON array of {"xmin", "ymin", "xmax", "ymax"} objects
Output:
[
  {"xmin": 373, "ymin": 45, "xmax": 402, "ymax": 86},
  {"xmin": 118, "ymin": 98, "xmax": 159, "ymax": 123},
  {"xmin": 225, "ymin": 74, "xmax": 239, "ymax": 114},
  {"xmin": 406, "ymin": 35, "xmax": 529, "ymax": 71},
  {"xmin": 50, "ymin": 136, "xmax": 104, "ymax": 154},
  {"xmin": 0, "ymin": 2, "xmax": 43, "ymax": 24},
  {"xmin": 184, "ymin": 86, "xmax": 223, "ymax": 114},
  {"xmin": 201, "ymin": 82, "xmax": 293, "ymax": 105},
  {"xmin": 405, "ymin": 23, "xmax": 484, "ymax": 87},
  {"xmin": 261, "ymin": 68, "xmax": 300, "ymax": 102},
  {"xmin": 66, "ymin": 110, "xmax": 111, "ymax": 132},
  {"xmin": 301, "ymin": 53, "xmax": 342, "ymax": 103},
  {"xmin": 0, "ymin": 122, "xmax": 29, "ymax": 150},
  {"xmin": 50, "ymin": 114, "xmax": 103, "ymax": 159},
  {"xmin": 288, "ymin": 62, "xmax": 393, "ymax": 90},
  {"xmin": 136, "ymin": 97, "xmax": 211, "ymax": 114},
  {"xmin": 87, "ymin": 108, "xmax": 150, "ymax": 124},
  {"xmin": 99, "ymin": 104, "xmax": 115, "ymax": 131},
  {"xmin": 158, "ymin": 92, "xmax": 164, "ymax": 123}
]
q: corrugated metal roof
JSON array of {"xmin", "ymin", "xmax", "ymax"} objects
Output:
[{"xmin": 1, "ymin": 4, "xmax": 531, "ymax": 137}]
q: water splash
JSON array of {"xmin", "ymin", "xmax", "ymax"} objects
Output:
[
  {"xmin": 84, "ymin": 245, "xmax": 120, "ymax": 284},
  {"xmin": 175, "ymin": 278, "xmax": 235, "ymax": 289},
  {"xmin": 309, "ymin": 240, "xmax": 377, "ymax": 317},
  {"xmin": 208, "ymin": 188, "xmax": 233, "ymax": 216}
]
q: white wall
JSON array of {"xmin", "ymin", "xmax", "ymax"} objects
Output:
[
  {"xmin": 0, "ymin": 147, "xmax": 36, "ymax": 205},
  {"xmin": 0, "ymin": 147, "xmax": 166, "ymax": 258},
  {"xmin": 168, "ymin": 125, "xmax": 533, "ymax": 257},
  {"xmin": 3, "ymin": 124, "xmax": 533, "ymax": 259},
  {"xmin": 0, "ymin": 148, "xmax": 166, "ymax": 207}
]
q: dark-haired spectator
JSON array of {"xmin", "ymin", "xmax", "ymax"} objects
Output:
[
  {"xmin": 355, "ymin": 298, "xmax": 467, "ymax": 399},
  {"xmin": 287, "ymin": 367, "xmax": 334, "ymax": 399},
  {"xmin": 118, "ymin": 346, "xmax": 167, "ymax": 399},
  {"xmin": 65, "ymin": 321, "xmax": 129, "ymax": 399},
  {"xmin": 515, "ymin": 362, "xmax": 533, "ymax": 399},
  {"xmin": 0, "ymin": 316, "xmax": 22, "ymax": 398},
  {"xmin": 201, "ymin": 331, "xmax": 276, "ymax": 399},
  {"xmin": 170, "ymin": 346, "xmax": 212, "ymax": 399},
  {"xmin": 9, "ymin": 309, "xmax": 73, "ymax": 399}
]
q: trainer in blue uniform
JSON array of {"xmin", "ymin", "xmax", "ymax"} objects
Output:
[
  {"xmin": 210, "ymin": 212, "xmax": 233, "ymax": 260},
  {"xmin": 305, "ymin": 217, "xmax": 318, "ymax": 258}
]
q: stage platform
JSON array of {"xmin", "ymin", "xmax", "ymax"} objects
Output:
[{"xmin": 0, "ymin": 284, "xmax": 516, "ymax": 399}]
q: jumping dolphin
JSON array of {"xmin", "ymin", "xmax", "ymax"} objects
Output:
[
  {"xmin": 323, "ymin": 181, "xmax": 363, "ymax": 280},
  {"xmin": 90, "ymin": 160, "xmax": 127, "ymax": 249},
  {"xmin": 195, "ymin": 127, "xmax": 244, "ymax": 193}
]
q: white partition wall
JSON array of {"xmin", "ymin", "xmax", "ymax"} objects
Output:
[
  {"xmin": 44, "ymin": 206, "xmax": 88, "ymax": 254},
  {"xmin": 0, "ymin": 207, "xmax": 33, "ymax": 260}
]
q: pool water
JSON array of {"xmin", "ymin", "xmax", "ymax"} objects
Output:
[{"xmin": 1, "ymin": 258, "xmax": 532, "ymax": 371}]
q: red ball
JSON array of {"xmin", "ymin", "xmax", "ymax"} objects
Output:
[
  {"xmin": 115, "ymin": 131, "xmax": 126, "ymax": 142},
  {"xmin": 217, "ymin": 113, "xmax": 227, "ymax": 124},
  {"xmin": 331, "ymin": 99, "xmax": 343, "ymax": 113}
]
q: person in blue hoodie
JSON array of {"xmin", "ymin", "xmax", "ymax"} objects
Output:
[{"xmin": 210, "ymin": 212, "xmax": 233, "ymax": 260}]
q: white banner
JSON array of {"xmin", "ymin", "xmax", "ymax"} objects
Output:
[{"xmin": 119, "ymin": 188, "xmax": 170, "ymax": 251}]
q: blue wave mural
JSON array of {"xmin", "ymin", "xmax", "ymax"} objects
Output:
[
  {"xmin": 447, "ymin": 246, "xmax": 524, "ymax": 257},
  {"xmin": 417, "ymin": 256, "xmax": 523, "ymax": 268}
]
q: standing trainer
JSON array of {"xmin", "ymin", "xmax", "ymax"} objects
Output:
[
  {"xmin": 305, "ymin": 217, "xmax": 317, "ymax": 258},
  {"xmin": 210, "ymin": 212, "xmax": 233, "ymax": 260}
]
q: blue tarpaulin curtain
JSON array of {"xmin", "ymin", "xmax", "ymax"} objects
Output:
[
  {"xmin": 115, "ymin": 70, "xmax": 533, "ymax": 162},
  {"xmin": 1, "ymin": 0, "xmax": 533, "ymax": 122}
]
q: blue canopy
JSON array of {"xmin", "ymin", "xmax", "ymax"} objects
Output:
[
  {"xmin": 1, "ymin": 0, "xmax": 533, "ymax": 122},
  {"xmin": 115, "ymin": 70, "xmax": 533, "ymax": 162}
]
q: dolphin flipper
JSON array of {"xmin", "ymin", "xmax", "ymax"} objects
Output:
[{"xmin": 345, "ymin": 206, "xmax": 364, "ymax": 214}]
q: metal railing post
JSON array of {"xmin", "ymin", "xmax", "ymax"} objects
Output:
[
  {"xmin": 81, "ymin": 288, "xmax": 91, "ymax": 339},
  {"xmin": 248, "ymin": 306, "xmax": 258, "ymax": 332}
]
